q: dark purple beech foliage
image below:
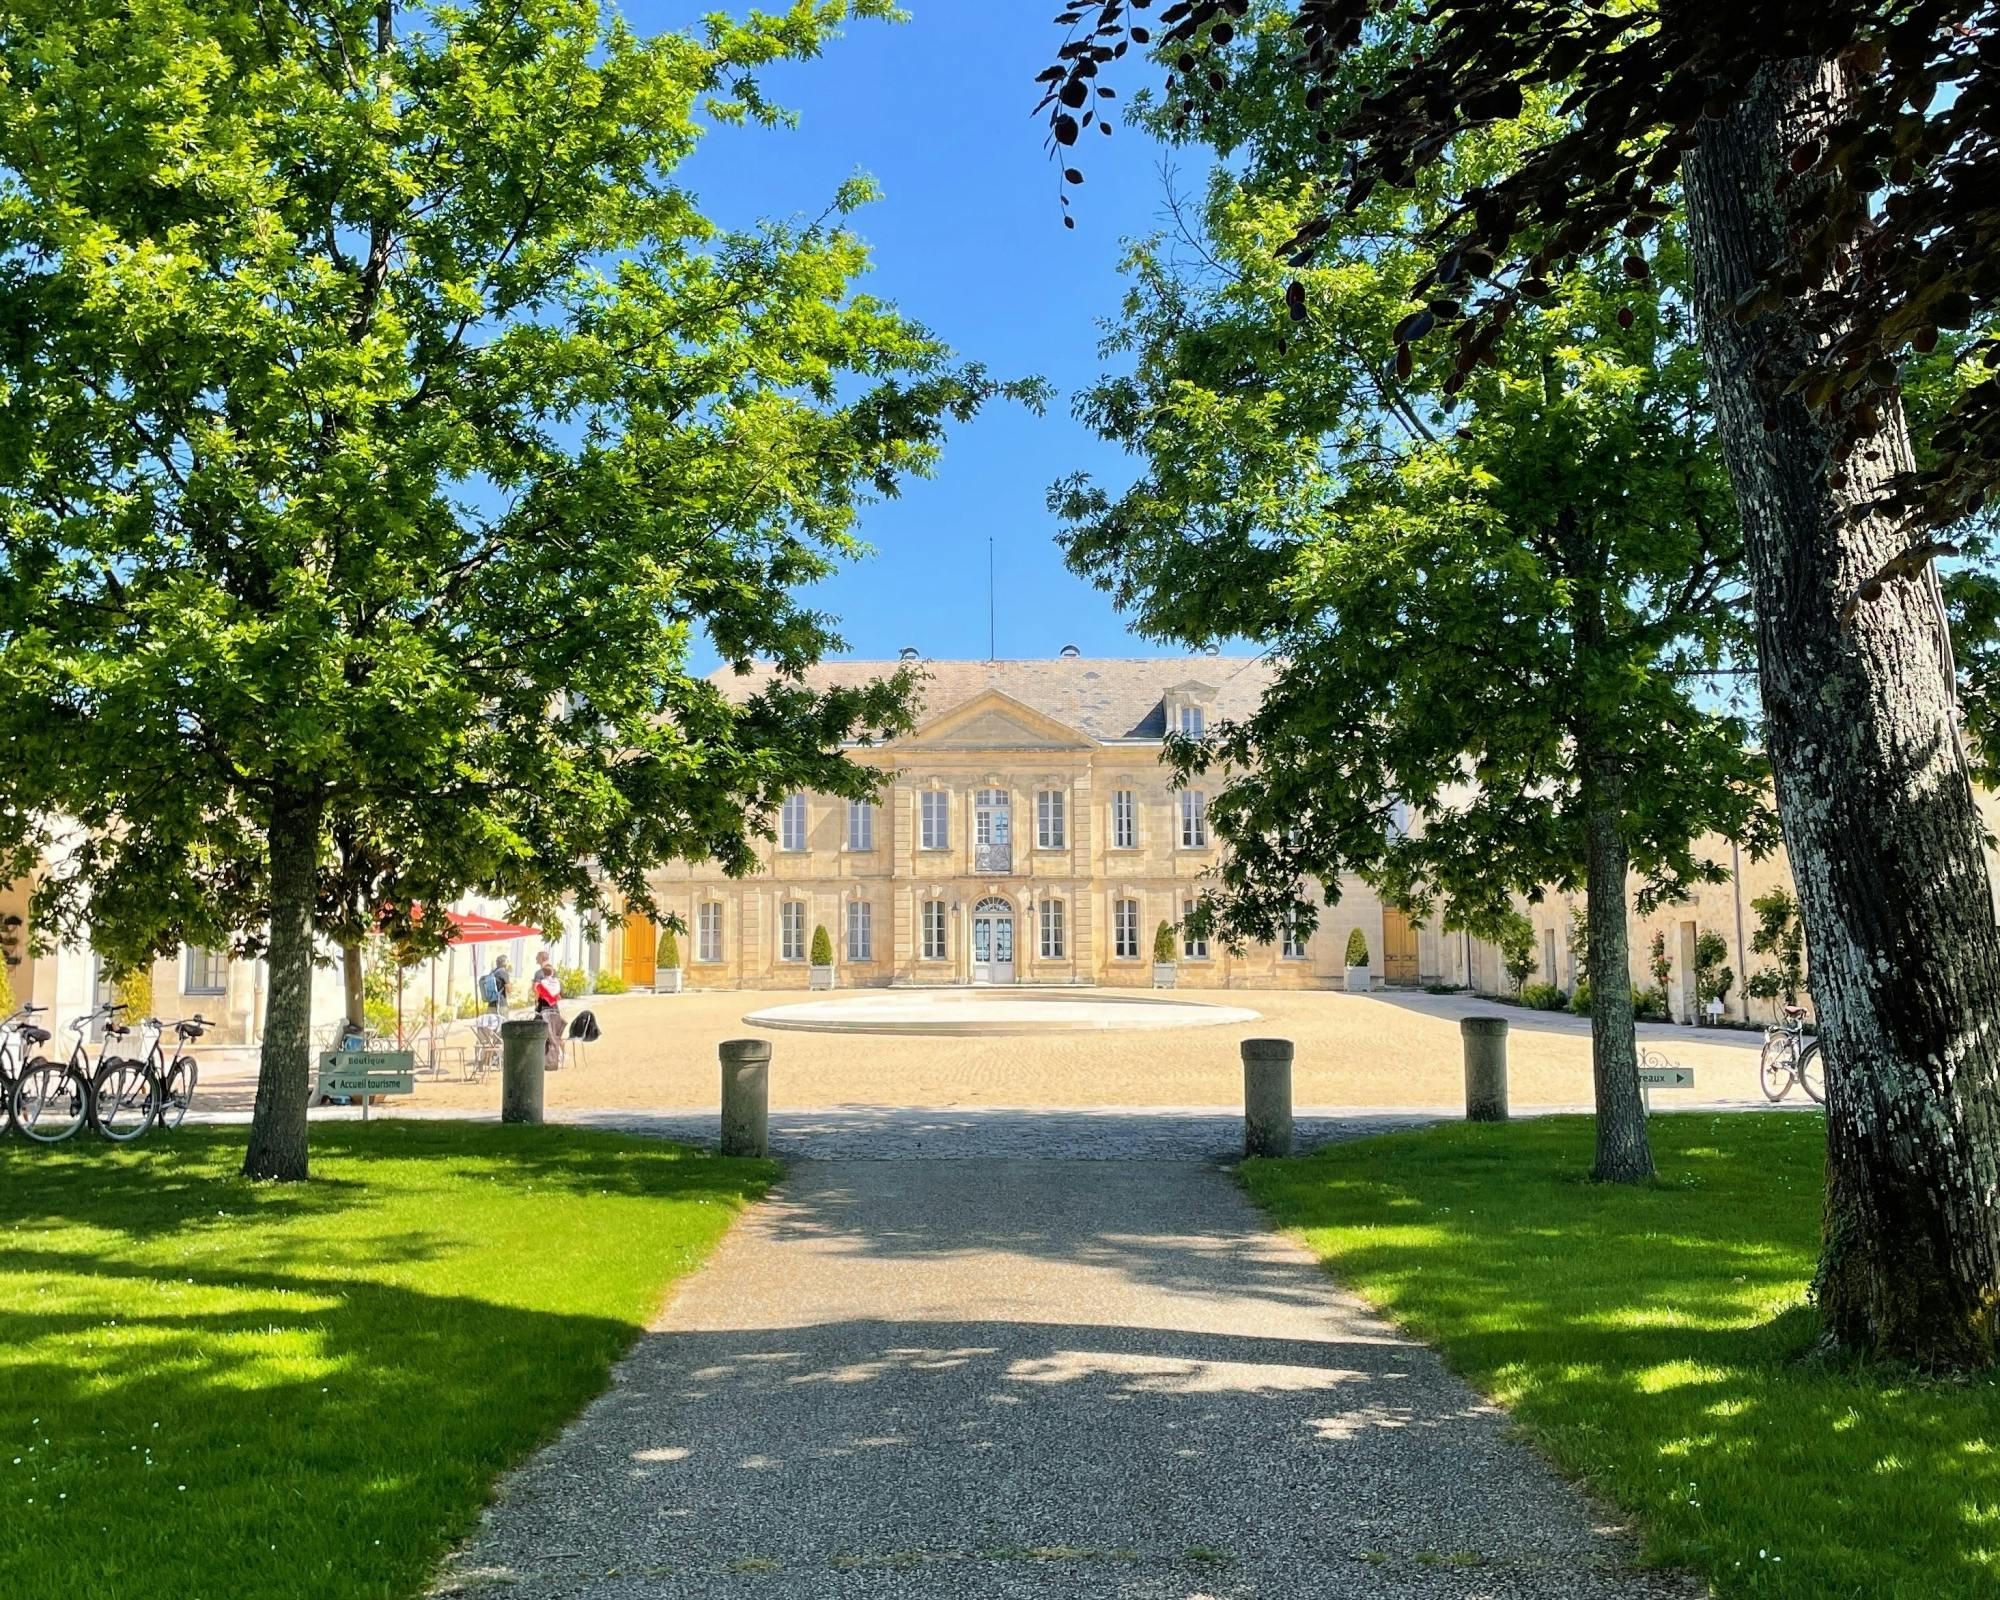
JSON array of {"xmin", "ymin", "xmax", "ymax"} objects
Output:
[{"xmin": 1042, "ymin": 1, "xmax": 2000, "ymax": 541}]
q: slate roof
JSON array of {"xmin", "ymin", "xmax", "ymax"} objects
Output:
[{"xmin": 709, "ymin": 656, "xmax": 1277, "ymax": 742}]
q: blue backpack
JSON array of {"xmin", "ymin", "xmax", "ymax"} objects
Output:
[{"xmin": 478, "ymin": 970, "xmax": 501, "ymax": 1005}]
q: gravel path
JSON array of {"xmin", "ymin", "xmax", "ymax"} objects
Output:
[{"xmin": 438, "ymin": 1159, "xmax": 1697, "ymax": 1599}]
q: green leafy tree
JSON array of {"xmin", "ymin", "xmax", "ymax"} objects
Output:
[
  {"xmin": 1054, "ymin": 16, "xmax": 1776, "ymax": 1182},
  {"xmin": 1694, "ymin": 929, "xmax": 1733, "ymax": 1014},
  {"xmin": 1745, "ymin": 889, "xmax": 1810, "ymax": 1011},
  {"xmin": 1498, "ymin": 913, "xmax": 1537, "ymax": 994},
  {"xmin": 0, "ymin": 0, "xmax": 1032, "ymax": 1180}
]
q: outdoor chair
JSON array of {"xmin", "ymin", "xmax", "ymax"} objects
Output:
[{"xmin": 467, "ymin": 1016, "xmax": 503, "ymax": 1082}]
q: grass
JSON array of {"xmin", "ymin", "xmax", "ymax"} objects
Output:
[
  {"xmin": 1241, "ymin": 1114, "xmax": 2000, "ymax": 1599},
  {"xmin": 0, "ymin": 1122, "xmax": 774, "ymax": 1600}
]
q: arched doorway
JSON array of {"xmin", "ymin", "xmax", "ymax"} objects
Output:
[{"xmin": 970, "ymin": 896, "xmax": 1015, "ymax": 986}]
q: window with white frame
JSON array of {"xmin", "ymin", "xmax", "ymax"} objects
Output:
[
  {"xmin": 847, "ymin": 799, "xmax": 875, "ymax": 852},
  {"xmin": 920, "ymin": 789, "xmax": 950, "ymax": 850},
  {"xmin": 846, "ymin": 900, "xmax": 873, "ymax": 962},
  {"xmin": 697, "ymin": 902, "xmax": 723, "ymax": 963},
  {"xmin": 1179, "ymin": 790, "xmax": 1208, "ymax": 848},
  {"xmin": 921, "ymin": 900, "xmax": 947, "ymax": 961},
  {"xmin": 1114, "ymin": 898, "xmax": 1140, "ymax": 959},
  {"xmin": 779, "ymin": 793, "xmax": 808, "ymax": 852},
  {"xmin": 1386, "ymin": 799, "xmax": 1411, "ymax": 840},
  {"xmin": 1282, "ymin": 912, "xmax": 1309, "ymax": 960},
  {"xmin": 1111, "ymin": 789, "xmax": 1136, "ymax": 849},
  {"xmin": 1039, "ymin": 898, "xmax": 1066, "ymax": 959},
  {"xmin": 1036, "ymin": 789, "xmax": 1066, "ymax": 849},
  {"xmin": 779, "ymin": 901, "xmax": 806, "ymax": 961},
  {"xmin": 1182, "ymin": 900, "xmax": 1209, "ymax": 960},
  {"xmin": 1178, "ymin": 704, "xmax": 1205, "ymax": 737},
  {"xmin": 183, "ymin": 947, "xmax": 228, "ymax": 996}
]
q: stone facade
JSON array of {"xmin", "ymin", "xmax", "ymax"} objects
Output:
[{"xmin": 632, "ymin": 656, "xmax": 1391, "ymax": 991}]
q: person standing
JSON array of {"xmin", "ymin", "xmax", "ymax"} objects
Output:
[
  {"xmin": 482, "ymin": 954, "xmax": 512, "ymax": 1015},
  {"xmin": 532, "ymin": 949, "xmax": 563, "ymax": 1071}
]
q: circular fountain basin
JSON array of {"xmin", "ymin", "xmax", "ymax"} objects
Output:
[{"xmin": 743, "ymin": 989, "xmax": 1261, "ymax": 1037}]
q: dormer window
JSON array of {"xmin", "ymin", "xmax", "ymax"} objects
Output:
[{"xmin": 1177, "ymin": 704, "xmax": 1205, "ymax": 737}]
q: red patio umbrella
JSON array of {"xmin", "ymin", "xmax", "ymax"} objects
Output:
[{"xmin": 405, "ymin": 910, "xmax": 549, "ymax": 1068}]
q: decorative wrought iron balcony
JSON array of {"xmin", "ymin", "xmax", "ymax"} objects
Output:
[{"xmin": 973, "ymin": 841, "xmax": 1012, "ymax": 875}]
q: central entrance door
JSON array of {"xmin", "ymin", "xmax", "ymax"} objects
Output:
[{"xmin": 971, "ymin": 896, "xmax": 1015, "ymax": 986}]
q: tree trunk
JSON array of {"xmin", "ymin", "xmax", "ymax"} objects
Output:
[
  {"xmin": 243, "ymin": 786, "xmax": 323, "ymax": 1183},
  {"xmin": 1584, "ymin": 764, "xmax": 1653, "ymax": 1184},
  {"xmin": 343, "ymin": 940, "xmax": 365, "ymax": 1034},
  {"xmin": 1684, "ymin": 60, "xmax": 2000, "ymax": 1367}
]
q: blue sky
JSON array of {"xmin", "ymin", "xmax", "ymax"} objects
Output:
[{"xmin": 634, "ymin": 2, "xmax": 1189, "ymax": 665}]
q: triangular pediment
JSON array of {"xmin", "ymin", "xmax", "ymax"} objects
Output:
[{"xmin": 903, "ymin": 689, "xmax": 1094, "ymax": 751}]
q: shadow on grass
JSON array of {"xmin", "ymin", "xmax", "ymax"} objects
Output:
[
  {"xmin": 1241, "ymin": 1113, "xmax": 2000, "ymax": 1600},
  {"xmin": 0, "ymin": 1121, "xmax": 772, "ymax": 1600}
]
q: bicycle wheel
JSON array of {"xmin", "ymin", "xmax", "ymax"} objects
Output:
[
  {"xmin": 91, "ymin": 1057, "xmax": 159, "ymax": 1143},
  {"xmin": 157, "ymin": 1058, "xmax": 198, "ymax": 1131},
  {"xmin": 1797, "ymin": 1040, "xmax": 1826, "ymax": 1105},
  {"xmin": 1758, "ymin": 1035, "xmax": 1795, "ymax": 1102},
  {"xmin": 13, "ymin": 1059, "xmax": 90, "ymax": 1143}
]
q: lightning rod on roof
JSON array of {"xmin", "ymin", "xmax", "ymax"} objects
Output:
[{"xmin": 988, "ymin": 536, "xmax": 996, "ymax": 662}]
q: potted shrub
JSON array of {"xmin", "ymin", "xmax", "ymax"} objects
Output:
[
  {"xmin": 655, "ymin": 926, "xmax": 684, "ymax": 994},
  {"xmin": 1151, "ymin": 920, "xmax": 1178, "ymax": 989},
  {"xmin": 1344, "ymin": 928, "xmax": 1372, "ymax": 993},
  {"xmin": 809, "ymin": 924, "xmax": 836, "ymax": 990}
]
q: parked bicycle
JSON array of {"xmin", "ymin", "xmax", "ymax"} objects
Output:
[
  {"xmin": 1759, "ymin": 1004, "xmax": 1825, "ymax": 1105},
  {"xmin": 89, "ymin": 1007, "xmax": 162, "ymax": 1143},
  {"xmin": 1, "ymin": 1003, "xmax": 55, "ymax": 1135},
  {"xmin": 142, "ymin": 1014, "xmax": 207, "ymax": 1131},
  {"xmin": 10, "ymin": 1001, "xmax": 125, "ymax": 1143}
]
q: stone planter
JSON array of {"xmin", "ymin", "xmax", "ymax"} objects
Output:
[
  {"xmin": 1344, "ymin": 964, "xmax": 1373, "ymax": 993},
  {"xmin": 808, "ymin": 963, "xmax": 836, "ymax": 991},
  {"xmin": 1153, "ymin": 962, "xmax": 1178, "ymax": 989},
  {"xmin": 656, "ymin": 968, "xmax": 684, "ymax": 995}
]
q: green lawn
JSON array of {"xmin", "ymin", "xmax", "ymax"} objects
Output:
[
  {"xmin": 1242, "ymin": 1114, "xmax": 2000, "ymax": 1600},
  {"xmin": 0, "ymin": 1122, "xmax": 774, "ymax": 1600}
]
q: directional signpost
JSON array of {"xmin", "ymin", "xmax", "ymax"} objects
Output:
[
  {"xmin": 1636, "ymin": 1051, "xmax": 1695, "ymax": 1112},
  {"xmin": 317, "ymin": 1049, "xmax": 416, "ymax": 1121}
]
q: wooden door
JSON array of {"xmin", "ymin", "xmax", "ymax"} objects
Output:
[
  {"xmin": 622, "ymin": 909, "xmax": 656, "ymax": 989},
  {"xmin": 1382, "ymin": 907, "xmax": 1420, "ymax": 984}
]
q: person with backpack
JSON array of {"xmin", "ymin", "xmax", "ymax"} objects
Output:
[{"xmin": 480, "ymin": 954, "xmax": 511, "ymax": 1015}]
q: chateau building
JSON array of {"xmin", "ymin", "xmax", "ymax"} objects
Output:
[{"xmin": 627, "ymin": 654, "xmax": 1407, "ymax": 991}]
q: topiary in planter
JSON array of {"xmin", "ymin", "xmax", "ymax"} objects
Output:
[
  {"xmin": 1344, "ymin": 928, "xmax": 1370, "ymax": 969},
  {"xmin": 1153, "ymin": 921, "xmax": 1177, "ymax": 963},
  {"xmin": 810, "ymin": 924, "xmax": 834, "ymax": 967},
  {"xmin": 656, "ymin": 926, "xmax": 680, "ymax": 968}
]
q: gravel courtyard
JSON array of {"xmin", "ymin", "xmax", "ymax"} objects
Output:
[{"xmin": 248, "ymin": 986, "xmax": 1774, "ymax": 1117}]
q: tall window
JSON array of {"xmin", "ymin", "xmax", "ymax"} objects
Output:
[
  {"xmin": 1182, "ymin": 900, "xmax": 1209, "ymax": 960},
  {"xmin": 1036, "ymin": 789, "xmax": 1066, "ymax": 849},
  {"xmin": 1282, "ymin": 912, "xmax": 1308, "ymax": 960},
  {"xmin": 920, "ymin": 789, "xmax": 950, "ymax": 850},
  {"xmin": 847, "ymin": 799, "xmax": 875, "ymax": 852},
  {"xmin": 1039, "ymin": 898, "xmax": 1066, "ymax": 959},
  {"xmin": 1111, "ymin": 789, "xmax": 1136, "ymax": 849},
  {"xmin": 846, "ymin": 900, "xmax": 873, "ymax": 962},
  {"xmin": 1178, "ymin": 704, "xmax": 1205, "ymax": 737},
  {"xmin": 697, "ymin": 903, "xmax": 723, "ymax": 963},
  {"xmin": 779, "ymin": 793, "xmax": 808, "ymax": 852},
  {"xmin": 1179, "ymin": 790, "xmax": 1208, "ymax": 848},
  {"xmin": 1114, "ymin": 899, "xmax": 1140, "ymax": 959},
  {"xmin": 183, "ymin": 947, "xmax": 227, "ymax": 996},
  {"xmin": 779, "ymin": 901, "xmax": 805, "ymax": 962},
  {"xmin": 922, "ymin": 900, "xmax": 947, "ymax": 961}
]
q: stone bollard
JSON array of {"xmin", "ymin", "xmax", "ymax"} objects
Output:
[
  {"xmin": 1241, "ymin": 1037, "xmax": 1295, "ymax": 1159},
  {"xmin": 719, "ymin": 1038, "xmax": 772, "ymax": 1158},
  {"xmin": 500, "ymin": 1018, "xmax": 547, "ymax": 1125},
  {"xmin": 1461, "ymin": 1016, "xmax": 1510, "ymax": 1122}
]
